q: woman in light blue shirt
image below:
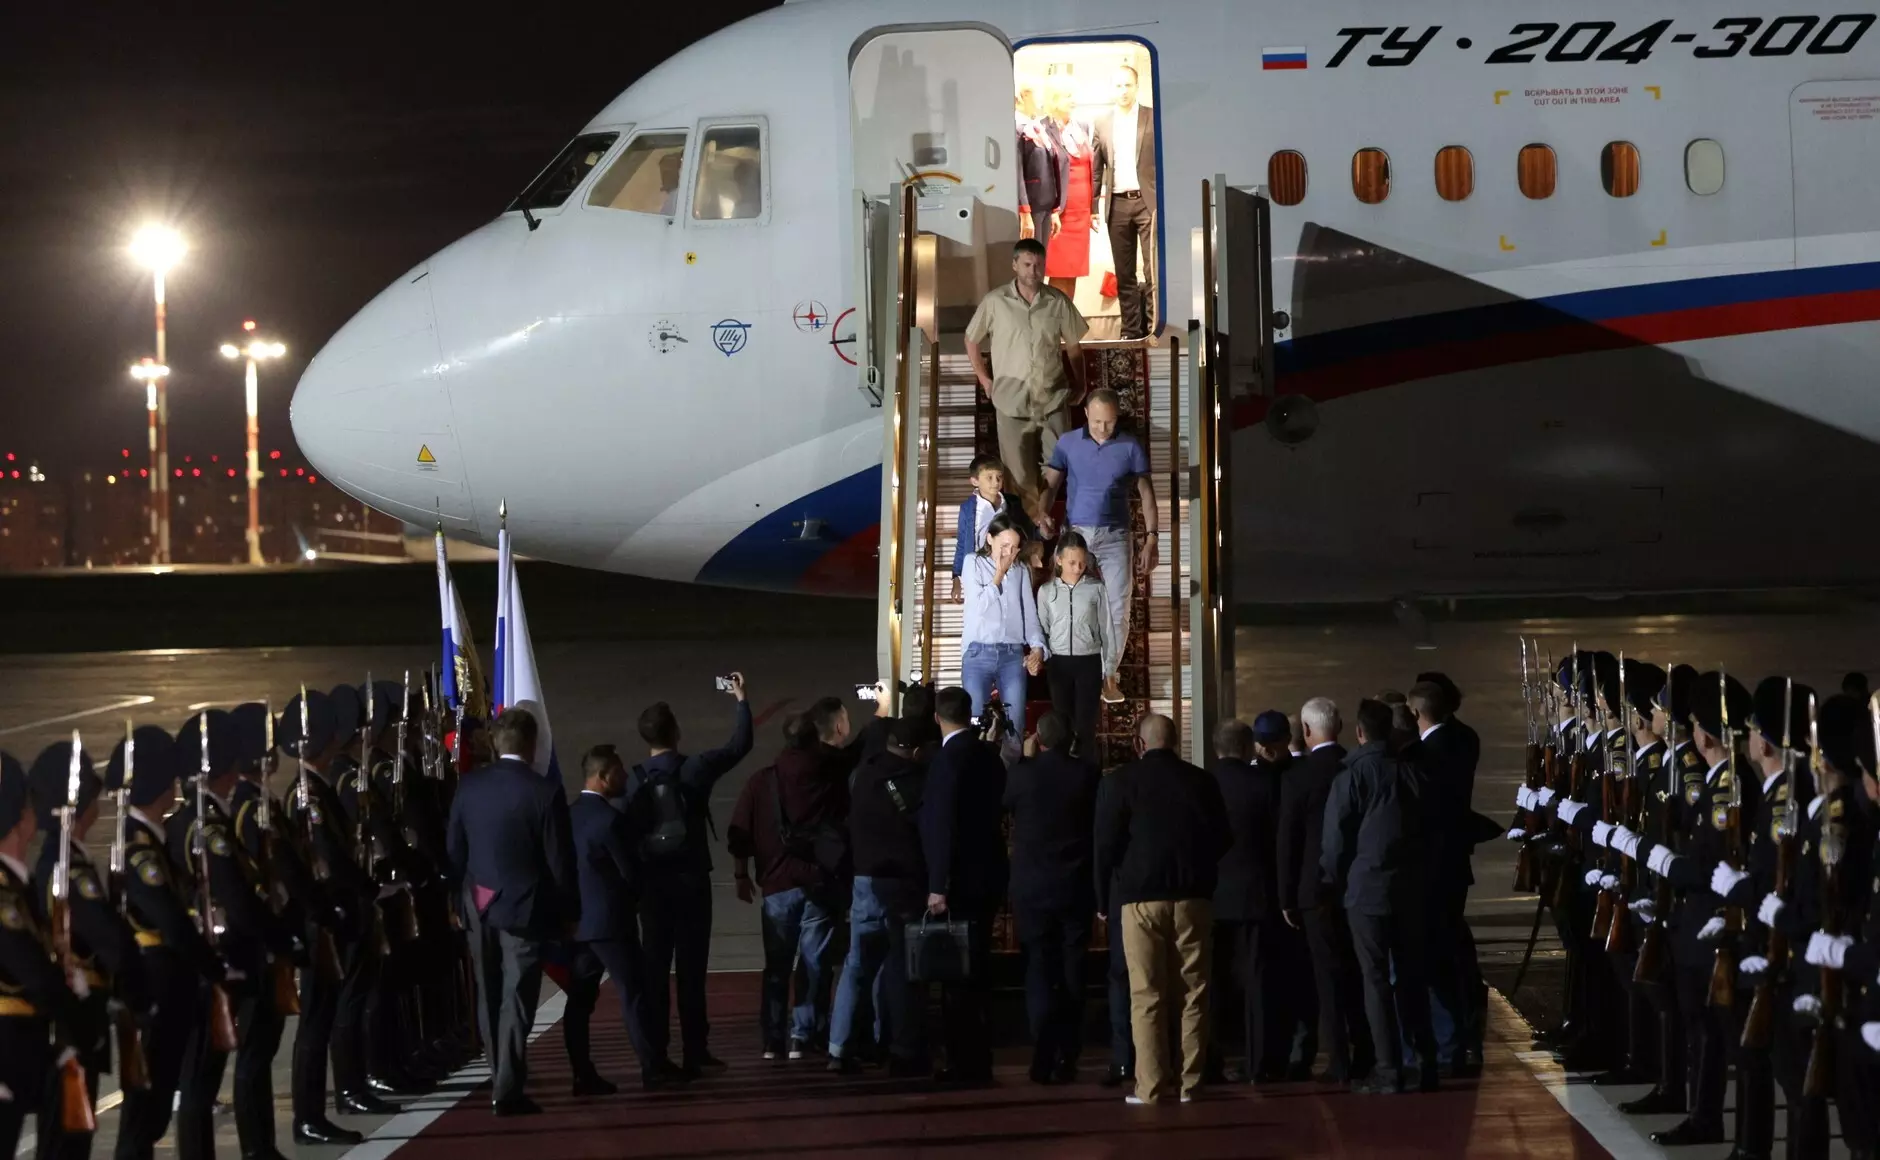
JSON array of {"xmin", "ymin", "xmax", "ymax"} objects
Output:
[{"xmin": 961, "ymin": 514, "xmax": 1045, "ymax": 740}]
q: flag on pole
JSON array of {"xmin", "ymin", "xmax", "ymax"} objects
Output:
[
  {"xmin": 435, "ymin": 526, "xmax": 486, "ymax": 719},
  {"xmin": 494, "ymin": 505, "xmax": 557, "ymax": 780}
]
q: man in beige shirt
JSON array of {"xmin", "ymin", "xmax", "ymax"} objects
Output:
[{"xmin": 964, "ymin": 238, "xmax": 1088, "ymax": 515}]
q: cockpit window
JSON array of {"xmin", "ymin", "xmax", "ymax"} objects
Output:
[
  {"xmin": 508, "ymin": 132, "xmax": 619, "ymax": 212},
  {"xmin": 587, "ymin": 131, "xmax": 690, "ymax": 215},
  {"xmin": 692, "ymin": 125, "xmax": 764, "ymax": 221}
]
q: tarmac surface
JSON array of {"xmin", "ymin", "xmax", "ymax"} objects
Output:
[{"xmin": 3, "ymin": 605, "xmax": 1880, "ymax": 1156}]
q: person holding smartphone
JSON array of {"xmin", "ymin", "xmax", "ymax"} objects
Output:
[{"xmin": 960, "ymin": 515, "xmax": 1045, "ymax": 747}]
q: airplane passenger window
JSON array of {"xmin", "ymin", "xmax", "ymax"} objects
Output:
[
  {"xmin": 1518, "ymin": 144, "xmax": 1557, "ymax": 200},
  {"xmin": 1351, "ymin": 148, "xmax": 1390, "ymax": 205},
  {"xmin": 588, "ymin": 132, "xmax": 690, "ymax": 215},
  {"xmin": 1434, "ymin": 146, "xmax": 1474, "ymax": 202},
  {"xmin": 1268, "ymin": 151, "xmax": 1307, "ymax": 206},
  {"xmin": 1602, "ymin": 142, "xmax": 1641, "ymax": 198},
  {"xmin": 1686, "ymin": 139, "xmax": 1725, "ymax": 196},
  {"xmin": 693, "ymin": 125, "xmax": 764, "ymax": 221},
  {"xmin": 508, "ymin": 132, "xmax": 620, "ymax": 212}
]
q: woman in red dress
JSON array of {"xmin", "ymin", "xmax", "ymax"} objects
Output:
[{"xmin": 1043, "ymin": 81, "xmax": 1095, "ymax": 298}]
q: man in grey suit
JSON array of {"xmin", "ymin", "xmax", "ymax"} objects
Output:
[
  {"xmin": 446, "ymin": 707, "xmax": 578, "ymax": 1116},
  {"xmin": 1093, "ymin": 65, "xmax": 1157, "ymax": 340}
]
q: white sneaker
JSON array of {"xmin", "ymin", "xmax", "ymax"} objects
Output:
[
  {"xmin": 1125, "ymin": 1095, "xmax": 1147, "ymax": 1105},
  {"xmin": 1180, "ymin": 1094, "xmax": 1194, "ymax": 1103},
  {"xmin": 787, "ymin": 1039, "xmax": 806, "ymax": 1061}
]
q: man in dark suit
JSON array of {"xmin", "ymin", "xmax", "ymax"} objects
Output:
[
  {"xmin": 1004, "ymin": 711, "xmax": 1101, "ymax": 1085},
  {"xmin": 918, "ymin": 686, "xmax": 1009, "ymax": 1087},
  {"xmin": 1210, "ymin": 714, "xmax": 1294, "ymax": 1084},
  {"xmin": 564, "ymin": 744, "xmax": 668, "ymax": 1095},
  {"xmin": 445, "ymin": 708, "xmax": 577, "ymax": 1116},
  {"xmin": 1278, "ymin": 697, "xmax": 1371, "ymax": 1083},
  {"xmin": 1092, "ymin": 64, "xmax": 1157, "ymax": 339},
  {"xmin": 1407, "ymin": 676, "xmax": 1486, "ymax": 1076}
]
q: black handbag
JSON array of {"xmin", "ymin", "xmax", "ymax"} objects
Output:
[{"xmin": 905, "ymin": 910, "xmax": 974, "ymax": 983}]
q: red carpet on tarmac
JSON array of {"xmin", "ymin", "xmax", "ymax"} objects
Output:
[{"xmin": 390, "ymin": 973, "xmax": 1612, "ymax": 1160}]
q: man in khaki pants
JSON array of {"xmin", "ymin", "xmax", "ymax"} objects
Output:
[
  {"xmin": 1094, "ymin": 714, "xmax": 1233, "ymax": 1103},
  {"xmin": 964, "ymin": 237, "xmax": 1088, "ymax": 520}
]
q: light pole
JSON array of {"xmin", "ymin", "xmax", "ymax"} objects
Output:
[
  {"xmin": 129, "ymin": 360, "xmax": 169, "ymax": 528},
  {"xmin": 220, "ymin": 322, "xmax": 285, "ymax": 565},
  {"xmin": 129, "ymin": 225, "xmax": 185, "ymax": 565}
]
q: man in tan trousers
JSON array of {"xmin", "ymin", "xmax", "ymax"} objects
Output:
[{"xmin": 1093, "ymin": 714, "xmax": 1233, "ymax": 1103}]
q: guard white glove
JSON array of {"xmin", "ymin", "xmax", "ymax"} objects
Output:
[
  {"xmin": 1600, "ymin": 873, "xmax": 1619, "ymax": 891},
  {"xmin": 1632, "ymin": 899, "xmax": 1657, "ymax": 924},
  {"xmin": 1585, "ymin": 869, "xmax": 1604, "ymax": 887},
  {"xmin": 1647, "ymin": 846, "xmax": 1676, "ymax": 876},
  {"xmin": 1593, "ymin": 821, "xmax": 1614, "ymax": 847},
  {"xmin": 1615, "ymin": 831, "xmax": 1643, "ymax": 859},
  {"xmin": 1758, "ymin": 893, "xmax": 1785, "ymax": 928},
  {"xmin": 68, "ymin": 969, "xmax": 91, "ymax": 1000},
  {"xmin": 1793, "ymin": 993, "xmax": 1823, "ymax": 1017},
  {"xmin": 1740, "ymin": 955, "xmax": 1770, "ymax": 975},
  {"xmin": 1558, "ymin": 800, "xmax": 1587, "ymax": 824},
  {"xmin": 1538, "ymin": 787, "xmax": 1558, "ymax": 807},
  {"xmin": 1805, "ymin": 931, "xmax": 1853, "ymax": 970},
  {"xmin": 1864, "ymin": 1022, "xmax": 1880, "ymax": 1053},
  {"xmin": 1506, "ymin": 827, "xmax": 1528, "ymax": 841},
  {"xmin": 1517, "ymin": 787, "xmax": 1535, "ymax": 811},
  {"xmin": 1698, "ymin": 916, "xmax": 1727, "ymax": 942},
  {"xmin": 1711, "ymin": 863, "xmax": 1749, "ymax": 899}
]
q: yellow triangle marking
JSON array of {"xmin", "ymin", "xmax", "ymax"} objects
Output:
[{"xmin": 416, "ymin": 445, "xmax": 436, "ymax": 464}]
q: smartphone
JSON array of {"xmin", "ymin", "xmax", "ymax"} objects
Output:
[
  {"xmin": 855, "ymin": 683, "xmax": 880, "ymax": 702},
  {"xmin": 714, "ymin": 676, "xmax": 736, "ymax": 692}
]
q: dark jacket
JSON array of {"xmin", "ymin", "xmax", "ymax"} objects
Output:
[
  {"xmin": 727, "ymin": 746, "xmax": 850, "ymax": 896},
  {"xmin": 447, "ymin": 757, "xmax": 578, "ymax": 938},
  {"xmin": 952, "ymin": 491, "xmax": 1041, "ymax": 578},
  {"xmin": 1093, "ymin": 104, "xmax": 1157, "ymax": 209},
  {"xmin": 1004, "ymin": 748, "xmax": 1101, "ymax": 913},
  {"xmin": 919, "ymin": 730, "xmax": 1009, "ymax": 905},
  {"xmin": 1016, "ymin": 114, "xmax": 1069, "ymax": 216},
  {"xmin": 1415, "ymin": 719, "xmax": 1481, "ymax": 889},
  {"xmin": 1277, "ymin": 743, "xmax": 1345, "ymax": 911},
  {"xmin": 622, "ymin": 700, "xmax": 754, "ymax": 877},
  {"xmin": 1320, "ymin": 741, "xmax": 1429, "ymax": 916},
  {"xmin": 1212, "ymin": 756, "xmax": 1287, "ymax": 923},
  {"xmin": 850, "ymin": 749, "xmax": 928, "ymax": 893},
  {"xmin": 571, "ymin": 790, "xmax": 639, "ymax": 943},
  {"xmin": 1094, "ymin": 748, "xmax": 1232, "ymax": 914}
]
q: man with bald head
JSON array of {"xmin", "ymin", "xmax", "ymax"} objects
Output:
[{"xmin": 1094, "ymin": 714, "xmax": 1231, "ymax": 1104}]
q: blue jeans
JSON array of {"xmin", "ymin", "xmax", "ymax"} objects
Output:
[
  {"xmin": 962, "ymin": 641, "xmax": 1030, "ymax": 734},
  {"xmin": 830, "ymin": 877, "xmax": 923, "ymax": 1061},
  {"xmin": 760, "ymin": 886, "xmax": 838, "ymax": 1047}
]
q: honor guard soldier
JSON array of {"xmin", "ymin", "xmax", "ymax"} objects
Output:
[
  {"xmin": 1823, "ymin": 693, "xmax": 1880, "ymax": 1160},
  {"xmin": 29, "ymin": 738, "xmax": 147, "ymax": 1160},
  {"xmin": 0, "ymin": 753, "xmax": 88, "ymax": 1158},
  {"xmin": 1550, "ymin": 650, "xmax": 1625, "ymax": 1071},
  {"xmin": 278, "ymin": 687, "xmax": 380, "ymax": 1145},
  {"xmin": 1538, "ymin": 651, "xmax": 1592, "ymax": 1055}
]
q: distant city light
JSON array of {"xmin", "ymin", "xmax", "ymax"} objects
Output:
[
  {"xmin": 243, "ymin": 320, "xmax": 257, "ymax": 332},
  {"xmin": 295, "ymin": 468, "xmax": 304, "ymax": 476},
  {"xmin": 128, "ymin": 225, "xmax": 186, "ymax": 275},
  {"xmin": 121, "ymin": 449, "xmax": 130, "ymax": 458},
  {"xmin": 173, "ymin": 469, "xmax": 183, "ymax": 478},
  {"xmin": 190, "ymin": 468, "xmax": 201, "ymax": 478},
  {"xmin": 308, "ymin": 475, "xmax": 317, "ymax": 484},
  {"xmin": 278, "ymin": 469, "xmax": 287, "ymax": 477},
  {"xmin": 269, "ymin": 450, "xmax": 280, "ymax": 460},
  {"xmin": 107, "ymin": 475, "xmax": 117, "ymax": 485},
  {"xmin": 138, "ymin": 469, "xmax": 148, "ymax": 479}
]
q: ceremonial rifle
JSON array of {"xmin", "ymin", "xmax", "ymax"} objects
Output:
[
  {"xmin": 294, "ymin": 688, "xmax": 343, "ymax": 983},
  {"xmin": 257, "ymin": 701, "xmax": 301, "ymax": 1016},
  {"xmin": 1515, "ymin": 636, "xmax": 1541, "ymax": 893},
  {"xmin": 1635, "ymin": 661, "xmax": 1678, "ymax": 983},
  {"xmin": 1605, "ymin": 652, "xmax": 1637, "ymax": 954},
  {"xmin": 1804, "ymin": 692, "xmax": 1844, "ymax": 1098},
  {"xmin": 387, "ymin": 669, "xmax": 421, "ymax": 943},
  {"xmin": 111, "ymin": 720, "xmax": 149, "ymax": 1092},
  {"xmin": 1552, "ymin": 649, "xmax": 1588, "ymax": 912},
  {"xmin": 51, "ymin": 732, "xmax": 96, "ymax": 1132},
  {"xmin": 356, "ymin": 675, "xmax": 374, "ymax": 871},
  {"xmin": 1710, "ymin": 670, "xmax": 1744, "ymax": 1009},
  {"xmin": 1592, "ymin": 661, "xmax": 1619, "ymax": 944},
  {"xmin": 1744, "ymin": 679, "xmax": 1801, "ymax": 1048},
  {"xmin": 195, "ymin": 719, "xmax": 239, "ymax": 1052}
]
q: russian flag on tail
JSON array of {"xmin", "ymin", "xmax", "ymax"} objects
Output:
[
  {"xmin": 493, "ymin": 502, "xmax": 558, "ymax": 781},
  {"xmin": 1262, "ymin": 46, "xmax": 1308, "ymax": 70}
]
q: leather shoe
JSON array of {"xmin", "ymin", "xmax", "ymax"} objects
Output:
[
  {"xmin": 1098, "ymin": 1064, "xmax": 1133, "ymax": 1088},
  {"xmin": 572, "ymin": 1073, "xmax": 617, "ymax": 1096},
  {"xmin": 493, "ymin": 1096, "xmax": 543, "ymax": 1117},
  {"xmin": 1619, "ymin": 1087, "xmax": 1685, "ymax": 1115},
  {"xmin": 1651, "ymin": 1119, "xmax": 1723, "ymax": 1146},
  {"xmin": 293, "ymin": 1119, "xmax": 363, "ymax": 1146},
  {"xmin": 336, "ymin": 1091, "xmax": 397, "ymax": 1116}
]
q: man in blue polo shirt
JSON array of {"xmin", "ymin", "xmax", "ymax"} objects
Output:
[{"xmin": 1038, "ymin": 388, "xmax": 1157, "ymax": 703}]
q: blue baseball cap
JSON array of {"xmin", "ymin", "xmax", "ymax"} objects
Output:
[{"xmin": 1252, "ymin": 710, "xmax": 1291, "ymax": 745}]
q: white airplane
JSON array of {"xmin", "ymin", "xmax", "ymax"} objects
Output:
[{"xmin": 291, "ymin": 1, "xmax": 1880, "ymax": 606}]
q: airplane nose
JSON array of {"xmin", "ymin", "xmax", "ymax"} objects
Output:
[{"xmin": 291, "ymin": 263, "xmax": 476, "ymax": 527}]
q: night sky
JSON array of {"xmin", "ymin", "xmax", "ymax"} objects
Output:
[{"xmin": 0, "ymin": 1, "xmax": 773, "ymax": 474}]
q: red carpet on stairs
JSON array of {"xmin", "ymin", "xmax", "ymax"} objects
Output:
[{"xmin": 390, "ymin": 973, "xmax": 1613, "ymax": 1159}]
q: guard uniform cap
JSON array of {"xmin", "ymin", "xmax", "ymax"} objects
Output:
[
  {"xmin": 27, "ymin": 740, "xmax": 99, "ymax": 829},
  {"xmin": 1748, "ymin": 677, "xmax": 1813, "ymax": 750},
  {"xmin": 1621, "ymin": 659, "xmax": 1667, "ymax": 720},
  {"xmin": 228, "ymin": 702, "xmax": 272, "ymax": 770},
  {"xmin": 1690, "ymin": 671, "xmax": 1753, "ymax": 740},
  {"xmin": 1817, "ymin": 693, "xmax": 1874, "ymax": 780},
  {"xmin": 328, "ymin": 684, "xmax": 363, "ymax": 742},
  {"xmin": 276, "ymin": 690, "xmax": 338, "ymax": 760},
  {"xmin": 176, "ymin": 710, "xmax": 240, "ymax": 780},
  {"xmin": 107, "ymin": 726, "xmax": 177, "ymax": 797}
]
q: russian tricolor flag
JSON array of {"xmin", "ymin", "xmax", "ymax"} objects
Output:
[
  {"xmin": 435, "ymin": 527, "xmax": 482, "ymax": 715},
  {"xmin": 1262, "ymin": 46, "xmax": 1307, "ymax": 70},
  {"xmin": 493, "ymin": 505, "xmax": 558, "ymax": 781}
]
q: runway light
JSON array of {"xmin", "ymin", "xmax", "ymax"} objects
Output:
[
  {"xmin": 121, "ymin": 449, "xmax": 129, "ymax": 458},
  {"xmin": 173, "ymin": 469, "xmax": 182, "ymax": 478},
  {"xmin": 278, "ymin": 469, "xmax": 287, "ymax": 477},
  {"xmin": 226, "ymin": 468, "xmax": 236, "ymax": 478},
  {"xmin": 138, "ymin": 469, "xmax": 148, "ymax": 478},
  {"xmin": 269, "ymin": 450, "xmax": 280, "ymax": 460},
  {"xmin": 128, "ymin": 225, "xmax": 186, "ymax": 274},
  {"xmin": 191, "ymin": 468, "xmax": 201, "ymax": 478},
  {"xmin": 4, "ymin": 453, "xmax": 11, "ymax": 462},
  {"xmin": 220, "ymin": 344, "xmax": 239, "ymax": 359},
  {"xmin": 107, "ymin": 475, "xmax": 117, "ymax": 485},
  {"xmin": 307, "ymin": 475, "xmax": 317, "ymax": 484},
  {"xmin": 210, "ymin": 454, "xmax": 218, "ymax": 462},
  {"xmin": 294, "ymin": 468, "xmax": 304, "ymax": 476},
  {"xmin": 243, "ymin": 319, "xmax": 257, "ymax": 332},
  {"xmin": 303, "ymin": 548, "xmax": 318, "ymax": 561}
]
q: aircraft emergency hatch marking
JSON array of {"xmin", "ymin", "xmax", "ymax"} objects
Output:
[
  {"xmin": 416, "ymin": 445, "xmax": 436, "ymax": 464},
  {"xmin": 1494, "ymin": 90, "xmax": 1511, "ymax": 104},
  {"xmin": 1646, "ymin": 85, "xmax": 1663, "ymax": 98},
  {"xmin": 793, "ymin": 301, "xmax": 829, "ymax": 333},
  {"xmin": 829, "ymin": 308, "xmax": 858, "ymax": 366},
  {"xmin": 684, "ymin": 252, "xmax": 697, "ymax": 266},
  {"xmin": 1499, "ymin": 235, "xmax": 1517, "ymax": 251},
  {"xmin": 711, "ymin": 320, "xmax": 751, "ymax": 357},
  {"xmin": 1651, "ymin": 230, "xmax": 1668, "ymax": 247},
  {"xmin": 649, "ymin": 320, "xmax": 687, "ymax": 354}
]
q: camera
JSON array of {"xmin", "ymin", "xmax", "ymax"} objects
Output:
[
  {"xmin": 714, "ymin": 676, "xmax": 736, "ymax": 693},
  {"xmin": 977, "ymin": 699, "xmax": 1010, "ymax": 744},
  {"xmin": 855, "ymin": 682, "xmax": 881, "ymax": 702}
]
